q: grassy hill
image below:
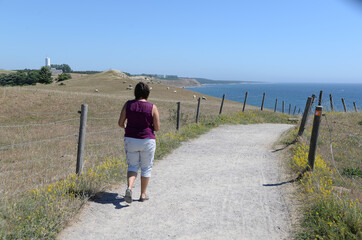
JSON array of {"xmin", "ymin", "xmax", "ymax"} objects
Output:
[{"xmin": 17, "ymin": 69, "xmax": 251, "ymax": 122}]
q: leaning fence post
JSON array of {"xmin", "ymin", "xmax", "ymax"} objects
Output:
[
  {"xmin": 353, "ymin": 102, "xmax": 358, "ymax": 112},
  {"xmin": 196, "ymin": 97, "xmax": 201, "ymax": 123},
  {"xmin": 341, "ymin": 98, "xmax": 347, "ymax": 112},
  {"xmin": 297, "ymin": 97, "xmax": 313, "ymax": 137},
  {"xmin": 261, "ymin": 92, "xmax": 266, "ymax": 111},
  {"xmin": 329, "ymin": 94, "xmax": 334, "ymax": 111},
  {"xmin": 307, "ymin": 106, "xmax": 323, "ymax": 171},
  {"xmin": 293, "ymin": 106, "xmax": 297, "ymax": 116},
  {"xmin": 176, "ymin": 102, "xmax": 181, "ymax": 130},
  {"xmin": 219, "ymin": 94, "xmax": 225, "ymax": 115},
  {"xmin": 242, "ymin": 92, "xmax": 248, "ymax": 112},
  {"xmin": 76, "ymin": 104, "xmax": 88, "ymax": 176},
  {"xmin": 274, "ymin": 99, "xmax": 278, "ymax": 112}
]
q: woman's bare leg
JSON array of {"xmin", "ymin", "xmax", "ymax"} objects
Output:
[
  {"xmin": 140, "ymin": 176, "xmax": 150, "ymax": 199},
  {"xmin": 127, "ymin": 171, "xmax": 137, "ymax": 189}
]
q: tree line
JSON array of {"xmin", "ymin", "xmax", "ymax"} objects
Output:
[
  {"xmin": 0, "ymin": 67, "xmax": 53, "ymax": 86},
  {"xmin": 0, "ymin": 67, "xmax": 72, "ymax": 86},
  {"xmin": 50, "ymin": 64, "xmax": 72, "ymax": 73}
]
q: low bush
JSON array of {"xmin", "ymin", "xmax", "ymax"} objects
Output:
[{"xmin": 57, "ymin": 73, "xmax": 72, "ymax": 82}]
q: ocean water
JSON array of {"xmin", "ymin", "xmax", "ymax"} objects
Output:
[{"xmin": 187, "ymin": 83, "xmax": 362, "ymax": 113}]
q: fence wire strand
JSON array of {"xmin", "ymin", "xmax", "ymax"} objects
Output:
[
  {"xmin": 323, "ymin": 114, "xmax": 350, "ymax": 185},
  {"xmin": 0, "ymin": 118, "xmax": 79, "ymax": 128},
  {"xmin": 0, "ymin": 133, "xmax": 78, "ymax": 150}
]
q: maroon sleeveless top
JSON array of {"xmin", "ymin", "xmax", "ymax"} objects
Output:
[{"xmin": 125, "ymin": 100, "xmax": 155, "ymax": 139}]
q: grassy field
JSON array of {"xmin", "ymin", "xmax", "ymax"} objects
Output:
[{"xmin": 1, "ymin": 70, "xmax": 280, "ymax": 239}]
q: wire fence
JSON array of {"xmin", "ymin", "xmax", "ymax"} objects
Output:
[
  {"xmin": 0, "ymin": 110, "xmax": 125, "ymax": 202},
  {"xmin": 0, "ymin": 93, "xmax": 359, "ymax": 203},
  {"xmin": 321, "ymin": 111, "xmax": 361, "ymax": 187},
  {"xmin": 300, "ymin": 98, "xmax": 361, "ymax": 196}
]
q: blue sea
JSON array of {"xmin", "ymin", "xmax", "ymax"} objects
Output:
[{"xmin": 187, "ymin": 83, "xmax": 362, "ymax": 113}]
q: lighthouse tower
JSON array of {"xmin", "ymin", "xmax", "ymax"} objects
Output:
[{"xmin": 45, "ymin": 57, "xmax": 50, "ymax": 67}]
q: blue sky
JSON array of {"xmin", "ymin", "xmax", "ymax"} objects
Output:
[{"xmin": 0, "ymin": 0, "xmax": 361, "ymax": 83}]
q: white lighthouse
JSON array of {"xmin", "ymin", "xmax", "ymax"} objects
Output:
[{"xmin": 45, "ymin": 57, "xmax": 50, "ymax": 67}]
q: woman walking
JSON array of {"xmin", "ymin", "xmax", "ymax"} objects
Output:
[{"xmin": 118, "ymin": 82, "xmax": 160, "ymax": 203}]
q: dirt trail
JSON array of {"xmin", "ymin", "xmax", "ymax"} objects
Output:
[{"xmin": 58, "ymin": 124, "xmax": 293, "ymax": 240}]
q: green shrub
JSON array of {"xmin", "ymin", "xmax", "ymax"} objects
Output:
[{"xmin": 57, "ymin": 73, "xmax": 72, "ymax": 82}]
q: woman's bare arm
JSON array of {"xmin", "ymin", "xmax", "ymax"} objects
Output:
[
  {"xmin": 152, "ymin": 105, "xmax": 160, "ymax": 131},
  {"xmin": 118, "ymin": 103, "xmax": 127, "ymax": 128}
]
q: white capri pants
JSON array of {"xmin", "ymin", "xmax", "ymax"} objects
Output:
[{"xmin": 124, "ymin": 137, "xmax": 156, "ymax": 177}]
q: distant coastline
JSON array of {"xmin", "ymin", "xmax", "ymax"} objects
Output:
[
  {"xmin": 154, "ymin": 76, "xmax": 263, "ymax": 87},
  {"xmin": 193, "ymin": 78, "xmax": 256, "ymax": 85}
]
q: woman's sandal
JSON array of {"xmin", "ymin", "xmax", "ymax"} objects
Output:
[
  {"xmin": 125, "ymin": 189, "xmax": 132, "ymax": 203},
  {"xmin": 139, "ymin": 196, "xmax": 149, "ymax": 202}
]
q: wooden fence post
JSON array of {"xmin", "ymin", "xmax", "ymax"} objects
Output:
[
  {"xmin": 288, "ymin": 104, "xmax": 291, "ymax": 115},
  {"xmin": 176, "ymin": 102, "xmax": 181, "ymax": 130},
  {"xmin": 353, "ymin": 102, "xmax": 358, "ymax": 112},
  {"xmin": 293, "ymin": 106, "xmax": 297, "ymax": 115},
  {"xmin": 274, "ymin": 99, "xmax": 278, "ymax": 112},
  {"xmin": 318, "ymin": 90, "xmax": 323, "ymax": 106},
  {"xmin": 329, "ymin": 94, "xmax": 334, "ymax": 111},
  {"xmin": 219, "ymin": 94, "xmax": 225, "ymax": 115},
  {"xmin": 76, "ymin": 104, "xmax": 88, "ymax": 176},
  {"xmin": 310, "ymin": 94, "xmax": 316, "ymax": 114},
  {"xmin": 311, "ymin": 94, "xmax": 316, "ymax": 105},
  {"xmin": 242, "ymin": 92, "xmax": 248, "ymax": 112},
  {"xmin": 341, "ymin": 98, "xmax": 347, "ymax": 112},
  {"xmin": 196, "ymin": 97, "xmax": 201, "ymax": 123},
  {"xmin": 307, "ymin": 106, "xmax": 323, "ymax": 171},
  {"xmin": 298, "ymin": 108, "xmax": 301, "ymax": 114},
  {"xmin": 261, "ymin": 92, "xmax": 266, "ymax": 111},
  {"xmin": 282, "ymin": 101, "xmax": 285, "ymax": 113},
  {"xmin": 297, "ymin": 97, "xmax": 313, "ymax": 137}
]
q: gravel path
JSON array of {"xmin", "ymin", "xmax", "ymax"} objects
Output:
[{"xmin": 58, "ymin": 124, "xmax": 293, "ymax": 240}]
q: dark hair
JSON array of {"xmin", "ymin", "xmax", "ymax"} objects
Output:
[{"xmin": 134, "ymin": 82, "xmax": 150, "ymax": 100}]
